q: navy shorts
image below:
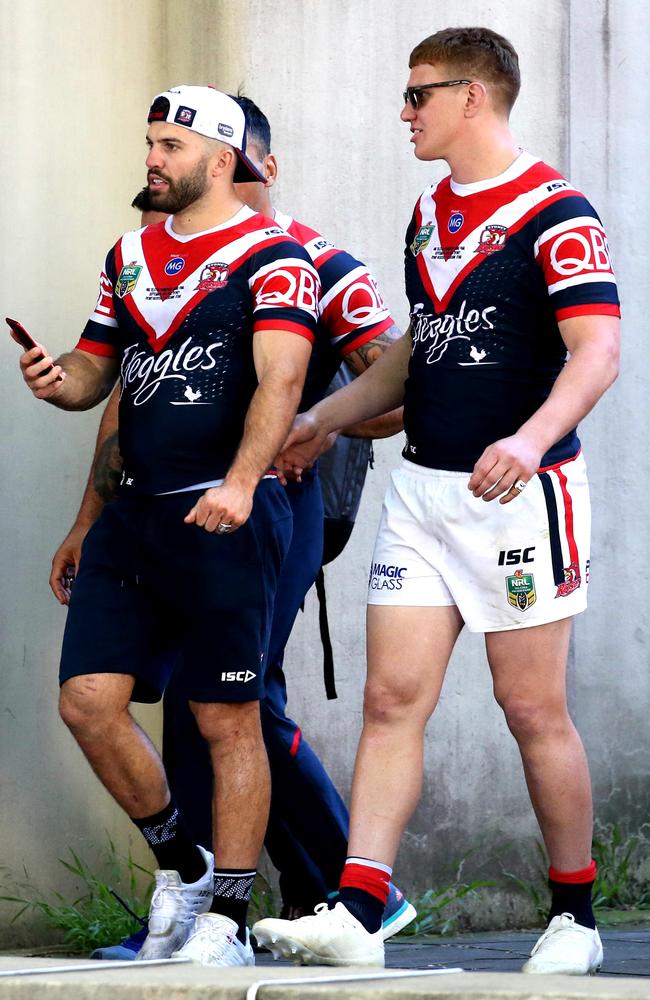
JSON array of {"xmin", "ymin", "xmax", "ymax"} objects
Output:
[{"xmin": 59, "ymin": 479, "xmax": 292, "ymax": 703}]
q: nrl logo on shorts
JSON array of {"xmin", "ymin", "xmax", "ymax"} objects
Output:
[
  {"xmin": 556, "ymin": 561, "xmax": 581, "ymax": 598},
  {"xmin": 116, "ymin": 262, "xmax": 143, "ymax": 298},
  {"xmin": 476, "ymin": 224, "xmax": 507, "ymax": 254},
  {"xmin": 410, "ymin": 221, "xmax": 435, "ymax": 256},
  {"xmin": 506, "ymin": 569, "xmax": 536, "ymax": 612},
  {"xmin": 196, "ymin": 261, "xmax": 229, "ymax": 291}
]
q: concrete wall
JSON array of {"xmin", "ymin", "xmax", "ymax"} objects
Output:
[{"xmin": 0, "ymin": 0, "xmax": 644, "ymax": 943}]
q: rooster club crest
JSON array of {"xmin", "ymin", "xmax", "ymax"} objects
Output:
[
  {"xmin": 196, "ymin": 261, "xmax": 229, "ymax": 291},
  {"xmin": 410, "ymin": 221, "xmax": 434, "ymax": 257},
  {"xmin": 556, "ymin": 562, "xmax": 581, "ymax": 598},
  {"xmin": 506, "ymin": 569, "xmax": 536, "ymax": 612},
  {"xmin": 116, "ymin": 262, "xmax": 143, "ymax": 298},
  {"xmin": 477, "ymin": 224, "xmax": 507, "ymax": 254}
]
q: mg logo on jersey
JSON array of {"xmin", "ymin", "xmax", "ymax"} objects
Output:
[
  {"xmin": 549, "ymin": 227, "xmax": 613, "ymax": 277},
  {"xmin": 410, "ymin": 221, "xmax": 434, "ymax": 256},
  {"xmin": 196, "ymin": 261, "xmax": 229, "ymax": 291},
  {"xmin": 477, "ymin": 224, "xmax": 507, "ymax": 254},
  {"xmin": 116, "ymin": 262, "xmax": 143, "ymax": 298},
  {"xmin": 448, "ymin": 211, "xmax": 464, "ymax": 233},
  {"xmin": 221, "ymin": 670, "xmax": 256, "ymax": 683},
  {"xmin": 506, "ymin": 569, "xmax": 536, "ymax": 611},
  {"xmin": 165, "ymin": 256, "xmax": 185, "ymax": 276}
]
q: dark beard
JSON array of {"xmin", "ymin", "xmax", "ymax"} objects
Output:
[{"xmin": 149, "ymin": 159, "xmax": 209, "ymax": 213}]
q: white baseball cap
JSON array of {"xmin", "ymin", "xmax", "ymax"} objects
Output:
[{"xmin": 147, "ymin": 85, "xmax": 265, "ymax": 183}]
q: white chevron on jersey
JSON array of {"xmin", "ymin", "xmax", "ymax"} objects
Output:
[
  {"xmin": 416, "ymin": 178, "xmax": 580, "ymax": 310},
  {"xmin": 117, "ymin": 223, "xmax": 315, "ymax": 347}
]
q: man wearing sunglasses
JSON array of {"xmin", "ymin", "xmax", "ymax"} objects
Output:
[{"xmin": 254, "ymin": 26, "xmax": 620, "ymax": 975}]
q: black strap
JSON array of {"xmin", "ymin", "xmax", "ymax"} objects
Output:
[{"xmin": 315, "ymin": 567, "xmax": 337, "ymax": 700}]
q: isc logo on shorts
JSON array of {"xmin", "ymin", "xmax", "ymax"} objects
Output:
[{"xmin": 221, "ymin": 670, "xmax": 256, "ymax": 683}]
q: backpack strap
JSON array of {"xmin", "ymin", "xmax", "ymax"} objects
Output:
[{"xmin": 315, "ymin": 566, "xmax": 337, "ymax": 700}]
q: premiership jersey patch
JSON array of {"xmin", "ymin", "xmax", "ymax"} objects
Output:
[{"xmin": 116, "ymin": 263, "xmax": 142, "ymax": 298}]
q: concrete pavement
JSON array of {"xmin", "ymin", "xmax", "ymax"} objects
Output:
[{"xmin": 1, "ymin": 928, "xmax": 649, "ymax": 999}]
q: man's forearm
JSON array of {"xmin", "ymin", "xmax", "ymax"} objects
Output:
[
  {"xmin": 342, "ymin": 407, "xmax": 404, "ymax": 440},
  {"xmin": 73, "ymin": 387, "xmax": 121, "ymax": 527},
  {"xmin": 313, "ymin": 332, "xmax": 410, "ymax": 435},
  {"xmin": 225, "ymin": 369, "xmax": 306, "ymax": 491},
  {"xmin": 520, "ymin": 338, "xmax": 619, "ymax": 455},
  {"xmin": 49, "ymin": 350, "xmax": 117, "ymax": 411}
]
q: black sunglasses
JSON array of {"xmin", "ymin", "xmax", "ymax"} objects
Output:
[{"xmin": 403, "ymin": 80, "xmax": 472, "ymax": 110}]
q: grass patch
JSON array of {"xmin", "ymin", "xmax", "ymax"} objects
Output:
[
  {"xmin": 0, "ymin": 840, "xmax": 152, "ymax": 955},
  {"xmin": 503, "ymin": 822, "xmax": 650, "ymax": 920},
  {"xmin": 398, "ymin": 856, "xmax": 494, "ymax": 936}
]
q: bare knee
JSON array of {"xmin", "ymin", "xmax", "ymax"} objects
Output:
[
  {"xmin": 496, "ymin": 691, "xmax": 570, "ymax": 745},
  {"xmin": 363, "ymin": 677, "xmax": 427, "ymax": 728},
  {"xmin": 59, "ymin": 675, "xmax": 130, "ymax": 739},
  {"xmin": 190, "ymin": 699, "xmax": 262, "ymax": 747}
]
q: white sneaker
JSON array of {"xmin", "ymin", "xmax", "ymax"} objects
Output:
[
  {"xmin": 253, "ymin": 902, "xmax": 384, "ymax": 967},
  {"xmin": 522, "ymin": 913, "xmax": 603, "ymax": 974},
  {"xmin": 135, "ymin": 845, "xmax": 214, "ymax": 961},
  {"xmin": 173, "ymin": 913, "xmax": 254, "ymax": 966}
]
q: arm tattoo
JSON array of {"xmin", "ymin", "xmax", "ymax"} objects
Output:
[
  {"xmin": 349, "ymin": 323, "xmax": 403, "ymax": 371},
  {"xmin": 93, "ymin": 432, "xmax": 123, "ymax": 502}
]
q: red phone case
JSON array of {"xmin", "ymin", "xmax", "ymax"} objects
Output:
[{"xmin": 6, "ymin": 317, "xmax": 59, "ymax": 378}]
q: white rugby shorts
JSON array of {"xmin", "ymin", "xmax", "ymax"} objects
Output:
[{"xmin": 367, "ymin": 454, "xmax": 590, "ymax": 632}]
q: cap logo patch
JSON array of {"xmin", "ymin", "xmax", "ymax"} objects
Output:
[
  {"xmin": 217, "ymin": 123, "xmax": 234, "ymax": 138},
  {"xmin": 148, "ymin": 95, "xmax": 170, "ymax": 123},
  {"xmin": 174, "ymin": 106, "xmax": 196, "ymax": 126}
]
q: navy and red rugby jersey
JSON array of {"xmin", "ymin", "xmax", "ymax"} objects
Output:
[
  {"xmin": 78, "ymin": 207, "xmax": 320, "ymax": 494},
  {"xmin": 273, "ymin": 210, "xmax": 395, "ymax": 408},
  {"xmin": 402, "ymin": 152, "xmax": 620, "ymax": 472}
]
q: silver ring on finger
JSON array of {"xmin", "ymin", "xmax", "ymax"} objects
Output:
[
  {"xmin": 217, "ymin": 522, "xmax": 232, "ymax": 534},
  {"xmin": 510, "ymin": 480, "xmax": 527, "ymax": 494}
]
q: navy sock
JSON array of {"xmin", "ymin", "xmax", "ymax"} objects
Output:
[
  {"xmin": 548, "ymin": 878, "xmax": 596, "ymax": 929},
  {"xmin": 338, "ymin": 887, "xmax": 384, "ymax": 934}
]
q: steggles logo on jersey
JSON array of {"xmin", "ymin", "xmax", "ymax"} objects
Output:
[
  {"xmin": 555, "ymin": 561, "xmax": 581, "ymax": 598},
  {"xmin": 369, "ymin": 562, "xmax": 407, "ymax": 591},
  {"xmin": 476, "ymin": 224, "xmax": 507, "ymax": 254},
  {"xmin": 116, "ymin": 262, "xmax": 143, "ymax": 299},
  {"xmin": 164, "ymin": 256, "xmax": 185, "ymax": 276},
  {"xmin": 411, "ymin": 300, "xmax": 497, "ymax": 364},
  {"xmin": 448, "ymin": 211, "xmax": 464, "ymax": 233},
  {"xmin": 506, "ymin": 569, "xmax": 536, "ymax": 611},
  {"xmin": 196, "ymin": 261, "xmax": 229, "ymax": 291},
  {"xmin": 410, "ymin": 221, "xmax": 435, "ymax": 256},
  {"xmin": 121, "ymin": 337, "xmax": 223, "ymax": 406}
]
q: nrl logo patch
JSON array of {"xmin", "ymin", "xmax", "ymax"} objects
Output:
[
  {"xmin": 116, "ymin": 262, "xmax": 143, "ymax": 298},
  {"xmin": 506, "ymin": 569, "xmax": 536, "ymax": 612},
  {"xmin": 410, "ymin": 221, "xmax": 434, "ymax": 256}
]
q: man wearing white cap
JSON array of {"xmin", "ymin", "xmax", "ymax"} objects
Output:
[{"xmin": 15, "ymin": 85, "xmax": 321, "ymax": 966}]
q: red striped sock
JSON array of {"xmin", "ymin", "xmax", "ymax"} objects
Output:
[
  {"xmin": 549, "ymin": 860, "xmax": 597, "ymax": 883},
  {"xmin": 339, "ymin": 856, "xmax": 392, "ymax": 905}
]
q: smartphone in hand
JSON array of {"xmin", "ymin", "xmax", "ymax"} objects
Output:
[{"xmin": 7, "ymin": 317, "xmax": 58, "ymax": 378}]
